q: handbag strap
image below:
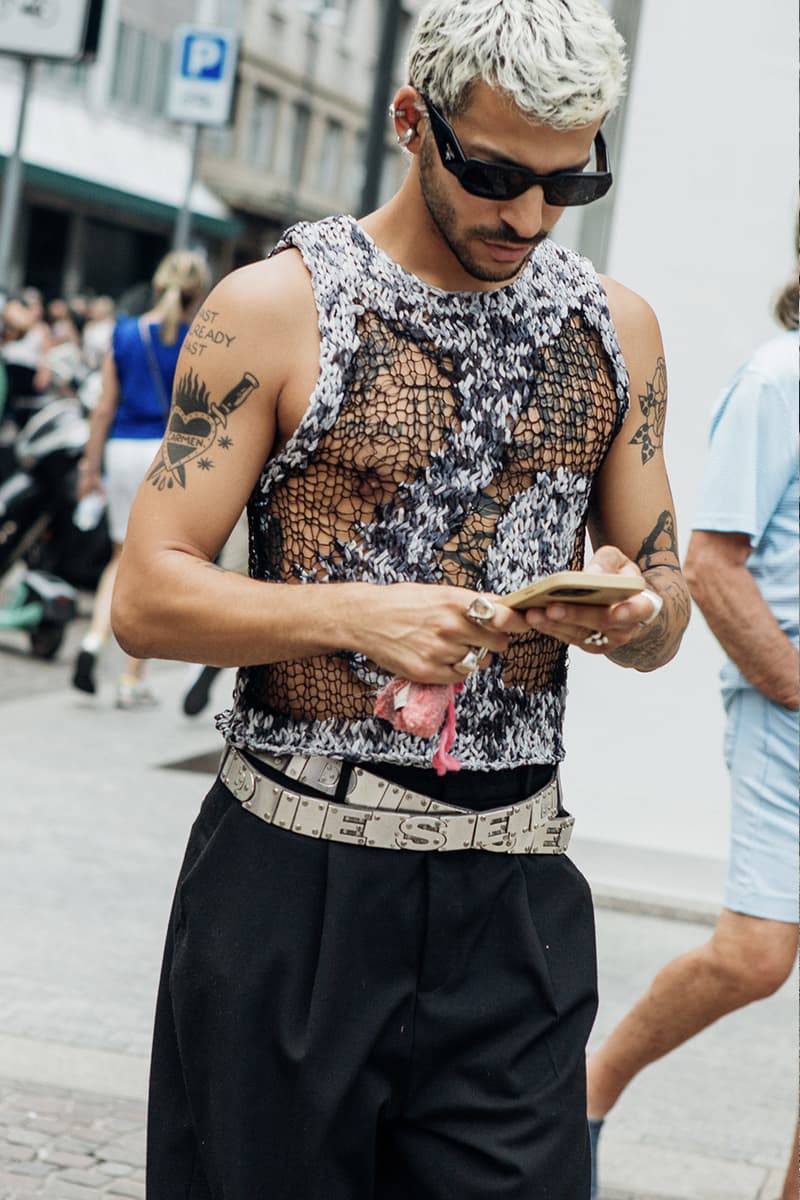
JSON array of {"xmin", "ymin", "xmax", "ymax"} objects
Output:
[{"xmin": 138, "ymin": 318, "xmax": 172, "ymax": 419}]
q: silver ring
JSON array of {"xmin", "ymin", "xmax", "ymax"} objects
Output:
[
  {"xmin": 638, "ymin": 589, "xmax": 664, "ymax": 627},
  {"xmin": 466, "ymin": 596, "xmax": 496, "ymax": 626},
  {"xmin": 583, "ymin": 630, "xmax": 610, "ymax": 647},
  {"xmin": 454, "ymin": 648, "xmax": 482, "ymax": 675}
]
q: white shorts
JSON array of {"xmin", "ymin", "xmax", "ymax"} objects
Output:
[
  {"xmin": 105, "ymin": 437, "xmax": 162, "ymax": 544},
  {"xmin": 723, "ymin": 687, "xmax": 799, "ymax": 924}
]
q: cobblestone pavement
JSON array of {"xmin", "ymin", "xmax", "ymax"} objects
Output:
[{"xmin": 0, "ymin": 1080, "xmax": 144, "ymax": 1199}]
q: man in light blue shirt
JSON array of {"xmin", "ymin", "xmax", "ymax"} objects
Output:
[{"xmin": 587, "ymin": 264, "xmax": 799, "ymax": 1200}]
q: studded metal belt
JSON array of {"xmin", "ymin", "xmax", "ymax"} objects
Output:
[{"xmin": 219, "ymin": 747, "xmax": 573, "ymax": 855}]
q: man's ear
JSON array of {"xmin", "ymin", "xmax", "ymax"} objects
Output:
[{"xmin": 388, "ymin": 86, "xmax": 426, "ymax": 152}]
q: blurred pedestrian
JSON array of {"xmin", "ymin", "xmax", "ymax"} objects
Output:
[
  {"xmin": 71, "ymin": 250, "xmax": 210, "ymax": 707},
  {"xmin": 81, "ymin": 295, "xmax": 116, "ymax": 372},
  {"xmin": 0, "ymin": 297, "xmax": 51, "ymax": 429},
  {"xmin": 586, "ymin": 241, "xmax": 799, "ymax": 1200},
  {"xmin": 46, "ymin": 297, "xmax": 81, "ymax": 347}
]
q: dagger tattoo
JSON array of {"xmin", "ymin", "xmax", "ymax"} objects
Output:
[{"xmin": 148, "ymin": 370, "xmax": 259, "ymax": 491}]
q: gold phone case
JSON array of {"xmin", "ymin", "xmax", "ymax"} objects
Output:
[{"xmin": 501, "ymin": 571, "xmax": 645, "ymax": 609}]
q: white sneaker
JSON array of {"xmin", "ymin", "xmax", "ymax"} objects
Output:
[{"xmin": 115, "ymin": 676, "xmax": 158, "ymax": 710}]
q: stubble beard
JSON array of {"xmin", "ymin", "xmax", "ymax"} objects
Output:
[{"xmin": 418, "ymin": 139, "xmax": 549, "ymax": 285}]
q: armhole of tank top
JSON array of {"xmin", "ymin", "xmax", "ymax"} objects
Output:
[
  {"xmin": 260, "ymin": 222, "xmax": 356, "ymax": 482},
  {"xmin": 587, "ymin": 267, "xmax": 631, "ymax": 434}
]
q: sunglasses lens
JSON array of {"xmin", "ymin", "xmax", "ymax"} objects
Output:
[
  {"xmin": 459, "ymin": 164, "xmax": 527, "ymax": 201},
  {"xmin": 544, "ymin": 175, "xmax": 611, "ymax": 207}
]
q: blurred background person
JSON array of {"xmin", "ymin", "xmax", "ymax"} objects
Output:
[
  {"xmin": 586, "ymin": 235, "xmax": 799, "ymax": 1200},
  {"xmin": 1, "ymin": 296, "xmax": 51, "ymax": 430},
  {"xmin": 46, "ymin": 297, "xmax": 81, "ymax": 348},
  {"xmin": 71, "ymin": 250, "xmax": 210, "ymax": 708},
  {"xmin": 81, "ymin": 295, "xmax": 116, "ymax": 372}
]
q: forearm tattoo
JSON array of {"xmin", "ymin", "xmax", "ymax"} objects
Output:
[
  {"xmin": 629, "ymin": 357, "xmax": 667, "ymax": 465},
  {"xmin": 609, "ymin": 510, "xmax": 690, "ymax": 668},
  {"xmin": 609, "ymin": 565, "xmax": 691, "ymax": 668},
  {"xmin": 148, "ymin": 369, "xmax": 259, "ymax": 491},
  {"xmin": 636, "ymin": 510, "xmax": 680, "ymax": 571}
]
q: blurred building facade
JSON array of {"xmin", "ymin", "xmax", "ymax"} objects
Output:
[
  {"xmin": 200, "ymin": 0, "xmax": 414, "ymax": 267},
  {"xmin": 0, "ymin": 0, "xmax": 412, "ymax": 299}
]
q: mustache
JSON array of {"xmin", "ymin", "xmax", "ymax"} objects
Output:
[{"xmin": 473, "ymin": 227, "xmax": 550, "ymax": 248}]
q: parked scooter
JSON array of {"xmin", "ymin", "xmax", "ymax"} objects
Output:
[{"xmin": 0, "ymin": 391, "xmax": 111, "ymax": 658}]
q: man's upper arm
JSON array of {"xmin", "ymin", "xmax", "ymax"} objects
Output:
[
  {"xmin": 589, "ymin": 277, "xmax": 680, "ymax": 572},
  {"xmin": 124, "ymin": 251, "xmax": 313, "ymax": 566}
]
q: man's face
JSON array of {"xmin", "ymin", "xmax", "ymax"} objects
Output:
[{"xmin": 417, "ymin": 81, "xmax": 601, "ymax": 285}]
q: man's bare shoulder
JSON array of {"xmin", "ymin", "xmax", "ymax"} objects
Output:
[
  {"xmin": 598, "ymin": 274, "xmax": 660, "ymax": 340},
  {"xmin": 212, "ymin": 248, "xmax": 315, "ymax": 324}
]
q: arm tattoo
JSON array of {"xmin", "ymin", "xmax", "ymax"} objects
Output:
[
  {"xmin": 629, "ymin": 356, "xmax": 667, "ymax": 464},
  {"xmin": 608, "ymin": 510, "xmax": 688, "ymax": 668},
  {"xmin": 609, "ymin": 565, "xmax": 691, "ymax": 670},
  {"xmin": 635, "ymin": 510, "xmax": 679, "ymax": 571},
  {"xmin": 148, "ymin": 369, "xmax": 259, "ymax": 491}
]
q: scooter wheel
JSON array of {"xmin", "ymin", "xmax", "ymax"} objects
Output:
[{"xmin": 29, "ymin": 622, "xmax": 66, "ymax": 660}]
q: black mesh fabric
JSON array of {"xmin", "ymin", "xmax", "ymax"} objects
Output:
[{"xmin": 219, "ymin": 216, "xmax": 628, "ymax": 769}]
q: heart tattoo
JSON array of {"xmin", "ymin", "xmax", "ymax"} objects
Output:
[{"xmin": 148, "ymin": 369, "xmax": 259, "ymax": 490}]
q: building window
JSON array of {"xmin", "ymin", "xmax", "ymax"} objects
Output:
[
  {"xmin": 288, "ymin": 102, "xmax": 311, "ymax": 189},
  {"xmin": 317, "ymin": 119, "xmax": 343, "ymax": 194},
  {"xmin": 111, "ymin": 22, "xmax": 144, "ymax": 108},
  {"xmin": 110, "ymin": 22, "xmax": 170, "ymax": 118},
  {"xmin": 37, "ymin": 59, "xmax": 89, "ymax": 94},
  {"xmin": 244, "ymin": 88, "xmax": 279, "ymax": 169}
]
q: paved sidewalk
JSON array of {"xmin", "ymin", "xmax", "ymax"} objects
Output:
[
  {"xmin": 0, "ymin": 628, "xmax": 796, "ymax": 1199},
  {"xmin": 0, "ymin": 1080, "xmax": 144, "ymax": 1199}
]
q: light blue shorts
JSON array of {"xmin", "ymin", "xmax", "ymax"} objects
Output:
[{"xmin": 723, "ymin": 687, "xmax": 799, "ymax": 924}]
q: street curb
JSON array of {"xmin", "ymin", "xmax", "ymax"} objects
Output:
[
  {"xmin": 0, "ymin": 1035, "xmax": 148, "ymax": 1102},
  {"xmin": 592, "ymin": 888, "xmax": 718, "ymax": 926}
]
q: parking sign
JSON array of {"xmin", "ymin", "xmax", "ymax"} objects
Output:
[
  {"xmin": 0, "ymin": 0, "xmax": 103, "ymax": 60},
  {"xmin": 166, "ymin": 25, "xmax": 239, "ymax": 126}
]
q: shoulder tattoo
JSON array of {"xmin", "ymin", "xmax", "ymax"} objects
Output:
[{"xmin": 148, "ymin": 369, "xmax": 259, "ymax": 491}]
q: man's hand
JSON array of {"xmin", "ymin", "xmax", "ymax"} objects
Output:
[
  {"xmin": 349, "ymin": 583, "xmax": 531, "ymax": 685},
  {"xmin": 521, "ymin": 546, "xmax": 659, "ymax": 658}
]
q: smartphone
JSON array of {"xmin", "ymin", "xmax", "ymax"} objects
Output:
[{"xmin": 500, "ymin": 571, "xmax": 645, "ymax": 610}]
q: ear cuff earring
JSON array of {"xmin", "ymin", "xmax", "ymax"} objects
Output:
[{"xmin": 397, "ymin": 128, "xmax": 414, "ymax": 146}]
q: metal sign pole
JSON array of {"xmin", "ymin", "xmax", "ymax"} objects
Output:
[
  {"xmin": 0, "ymin": 57, "xmax": 34, "ymax": 300},
  {"xmin": 173, "ymin": 123, "xmax": 202, "ymax": 250}
]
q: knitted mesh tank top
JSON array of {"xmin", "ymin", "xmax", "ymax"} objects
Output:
[{"xmin": 218, "ymin": 214, "xmax": 629, "ymax": 769}]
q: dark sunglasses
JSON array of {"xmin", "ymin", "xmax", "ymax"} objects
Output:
[{"xmin": 421, "ymin": 94, "xmax": 612, "ymax": 206}]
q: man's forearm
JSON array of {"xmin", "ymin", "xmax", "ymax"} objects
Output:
[
  {"xmin": 607, "ymin": 564, "xmax": 691, "ymax": 672},
  {"xmin": 689, "ymin": 562, "xmax": 799, "ymax": 709}
]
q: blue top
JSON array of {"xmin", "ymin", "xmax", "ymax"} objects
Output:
[
  {"xmin": 692, "ymin": 330, "xmax": 799, "ymax": 692},
  {"xmin": 109, "ymin": 316, "xmax": 189, "ymax": 440}
]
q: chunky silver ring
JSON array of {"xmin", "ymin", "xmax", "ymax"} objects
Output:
[
  {"xmin": 454, "ymin": 648, "xmax": 482, "ymax": 675},
  {"xmin": 583, "ymin": 630, "xmax": 610, "ymax": 647},
  {"xmin": 466, "ymin": 596, "xmax": 496, "ymax": 625},
  {"xmin": 638, "ymin": 589, "xmax": 664, "ymax": 627}
]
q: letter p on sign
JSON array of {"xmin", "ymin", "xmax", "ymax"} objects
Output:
[{"xmin": 182, "ymin": 34, "xmax": 227, "ymax": 80}]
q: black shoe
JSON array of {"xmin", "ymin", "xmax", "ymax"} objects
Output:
[
  {"xmin": 72, "ymin": 648, "xmax": 97, "ymax": 694},
  {"xmin": 182, "ymin": 665, "xmax": 221, "ymax": 716}
]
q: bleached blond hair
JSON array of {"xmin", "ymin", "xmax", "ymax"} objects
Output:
[{"xmin": 407, "ymin": 0, "xmax": 627, "ymax": 129}]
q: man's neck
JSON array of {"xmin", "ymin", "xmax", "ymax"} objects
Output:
[{"xmin": 359, "ymin": 190, "xmax": 528, "ymax": 296}]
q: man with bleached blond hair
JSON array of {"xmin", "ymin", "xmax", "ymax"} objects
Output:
[{"xmin": 114, "ymin": 2, "xmax": 689, "ymax": 1195}]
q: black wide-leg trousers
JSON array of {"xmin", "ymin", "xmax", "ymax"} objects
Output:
[{"xmin": 147, "ymin": 772, "xmax": 598, "ymax": 1200}]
